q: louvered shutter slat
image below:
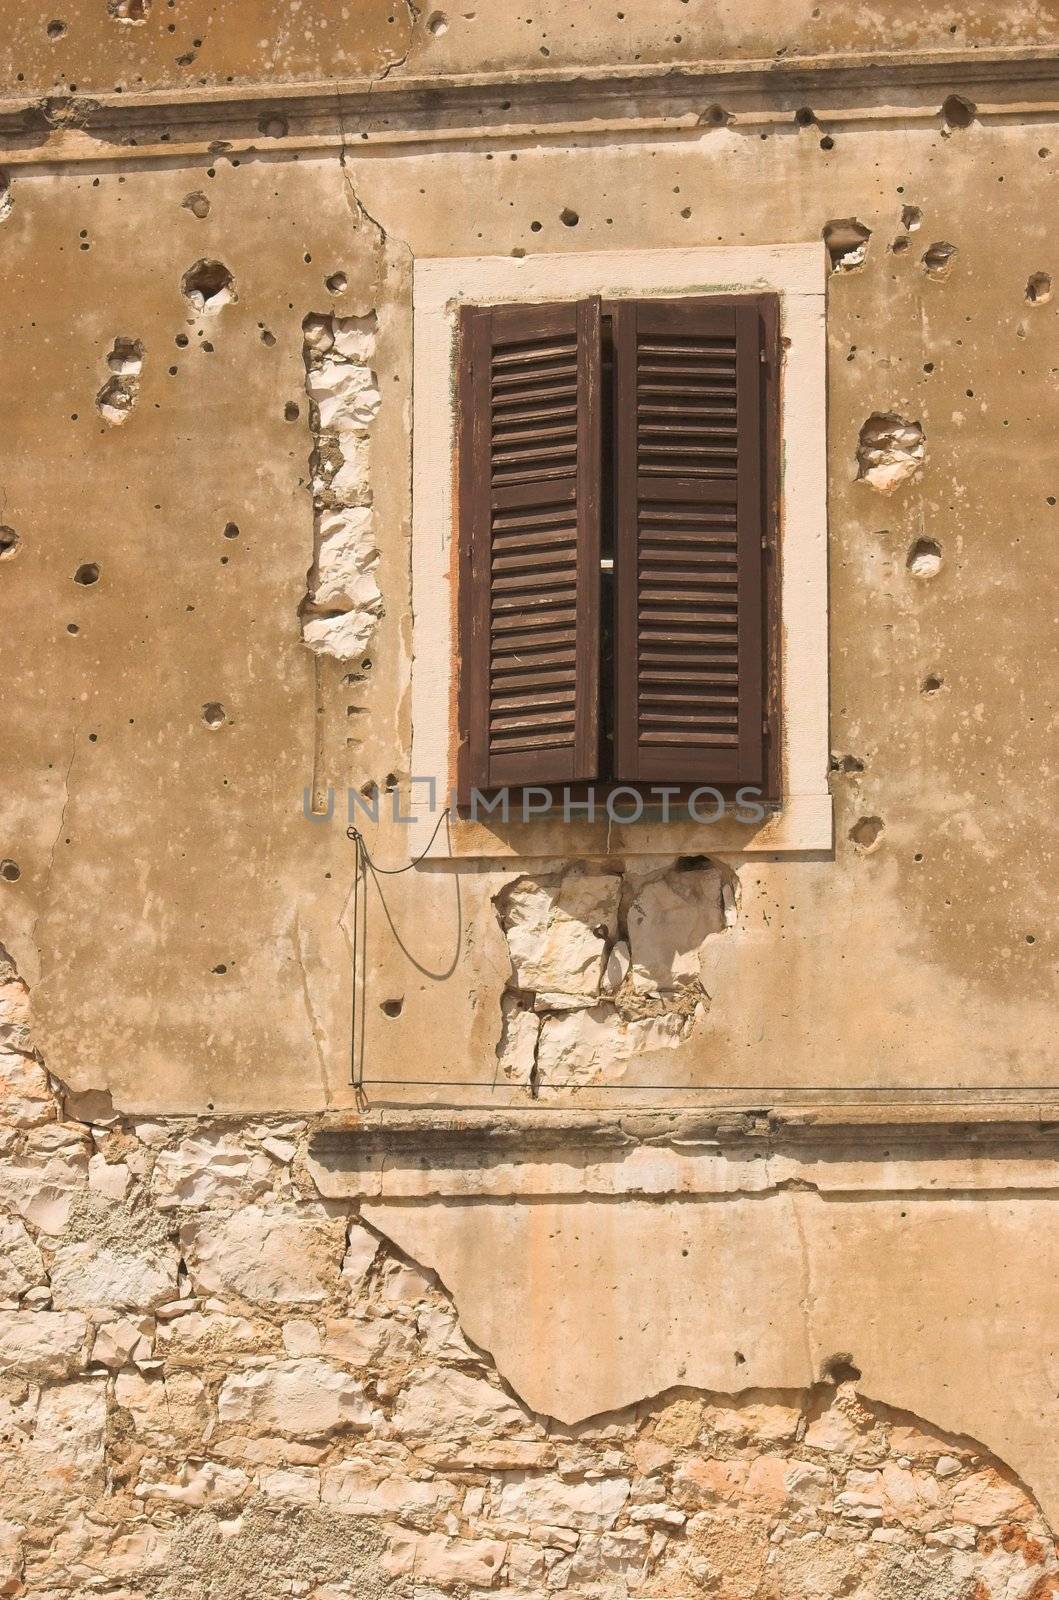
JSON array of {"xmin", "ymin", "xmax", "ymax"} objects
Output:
[
  {"xmin": 613, "ymin": 298, "xmax": 773, "ymax": 786},
  {"xmin": 458, "ymin": 300, "xmax": 601, "ymax": 798}
]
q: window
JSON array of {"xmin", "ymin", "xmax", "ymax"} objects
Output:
[{"xmin": 455, "ymin": 294, "xmax": 780, "ymax": 805}]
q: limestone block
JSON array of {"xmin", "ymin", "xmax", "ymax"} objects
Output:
[
  {"xmin": 305, "ymin": 360, "xmax": 381, "ymax": 432},
  {"xmin": 392, "ymin": 1364, "xmax": 526, "ymax": 1440},
  {"xmin": 340, "ymin": 1224, "xmax": 380, "ymax": 1291},
  {"xmin": 627, "ymin": 866, "xmax": 725, "ymax": 993},
  {"xmin": 217, "ymin": 1359, "xmax": 375, "ymax": 1438},
  {"xmin": 180, "ymin": 1208, "xmax": 342, "ymax": 1305},
  {"xmin": 152, "ymin": 1132, "xmax": 273, "ymax": 1209},
  {"xmin": 382, "ymin": 1530, "xmax": 506, "ymax": 1588},
  {"xmin": 115, "ymin": 1370, "xmax": 209, "ymax": 1441},
  {"xmin": 135, "ymin": 1458, "xmax": 249, "ymax": 1506},
  {"xmin": 91, "ymin": 1316, "xmax": 154, "ymax": 1368},
  {"xmin": 0, "ymin": 1215, "xmax": 45, "ymax": 1304},
  {"xmin": 536, "ymin": 1006, "xmax": 694, "ymax": 1086},
  {"xmin": 310, "ymin": 506, "xmax": 381, "ymax": 612},
  {"xmin": 496, "ymin": 995, "xmax": 540, "ymax": 1087},
  {"xmin": 0, "ymin": 1052, "xmax": 54, "ymax": 1130},
  {"xmin": 496, "ymin": 869, "xmax": 621, "ymax": 996},
  {"xmin": 494, "ymin": 1474, "xmax": 630, "ymax": 1531},
  {"xmin": 302, "ymin": 607, "xmax": 379, "ymax": 662},
  {"xmin": 855, "ymin": 413, "xmax": 926, "ymax": 493},
  {"xmin": 50, "ymin": 1243, "xmax": 175, "ymax": 1313},
  {"xmin": 951, "ymin": 1469, "xmax": 1036, "ymax": 1526},
  {"xmin": 34, "ymin": 1380, "xmax": 107, "ymax": 1481},
  {"xmin": 0, "ymin": 1310, "xmax": 88, "ymax": 1377},
  {"xmin": 330, "ymin": 316, "xmax": 376, "ymax": 362},
  {"xmin": 321, "ymin": 1461, "xmax": 449, "ymax": 1518},
  {"xmin": 88, "ymin": 1154, "xmax": 131, "ymax": 1201}
]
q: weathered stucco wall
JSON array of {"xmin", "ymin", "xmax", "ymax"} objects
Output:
[{"xmin": 1, "ymin": 2, "xmax": 1057, "ymax": 1593}]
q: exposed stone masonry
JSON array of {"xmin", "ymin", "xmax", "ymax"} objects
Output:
[{"xmin": 2, "ymin": 944, "xmax": 1056, "ymax": 1597}]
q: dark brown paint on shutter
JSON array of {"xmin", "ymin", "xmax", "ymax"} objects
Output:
[
  {"xmin": 457, "ymin": 299, "xmax": 602, "ymax": 800},
  {"xmin": 613, "ymin": 295, "xmax": 776, "ymax": 787}
]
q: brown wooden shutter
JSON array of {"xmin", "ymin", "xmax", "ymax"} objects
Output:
[
  {"xmin": 612, "ymin": 296, "xmax": 776, "ymax": 787},
  {"xmin": 457, "ymin": 299, "xmax": 602, "ymax": 799}
]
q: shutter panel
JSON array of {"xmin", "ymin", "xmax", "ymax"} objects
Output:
[
  {"xmin": 613, "ymin": 297, "xmax": 773, "ymax": 787},
  {"xmin": 457, "ymin": 299, "xmax": 602, "ymax": 799}
]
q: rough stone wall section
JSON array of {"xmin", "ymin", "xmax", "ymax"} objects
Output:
[
  {"xmin": 0, "ymin": 944, "xmax": 1057, "ymax": 1596},
  {"xmin": 494, "ymin": 861, "xmax": 732, "ymax": 1096},
  {"xmin": 299, "ymin": 312, "xmax": 384, "ymax": 661}
]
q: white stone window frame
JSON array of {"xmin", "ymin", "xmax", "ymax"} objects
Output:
[{"xmin": 409, "ymin": 243, "xmax": 830, "ymax": 859}]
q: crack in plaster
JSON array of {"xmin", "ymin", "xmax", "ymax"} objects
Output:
[{"xmin": 293, "ymin": 909, "xmax": 331, "ymax": 1110}]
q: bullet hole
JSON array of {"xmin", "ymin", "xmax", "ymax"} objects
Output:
[
  {"xmin": 702, "ymin": 103, "xmax": 729, "ymax": 127},
  {"xmin": 168, "ymin": 366, "xmax": 178, "ymax": 376},
  {"xmin": 108, "ymin": 0, "xmax": 150, "ymax": 20},
  {"xmin": 1025, "ymin": 933, "xmax": 1036, "ymax": 945},
  {"xmin": 921, "ymin": 673, "xmax": 944, "ymax": 695},
  {"xmin": 0, "ymin": 526, "xmax": 20, "ymax": 560},
  {"xmin": 923, "ymin": 361, "xmax": 935, "ymax": 373},
  {"xmin": 941, "ymin": 93, "xmax": 975, "ymax": 130},
  {"xmin": 74, "ymin": 562, "xmax": 100, "ymax": 585},
  {"xmin": 284, "ymin": 401, "xmax": 300, "ymax": 422},
  {"xmin": 201, "ymin": 340, "xmax": 214, "ymax": 354},
  {"xmin": 856, "ymin": 414, "xmax": 925, "ymax": 492},
  {"xmin": 891, "ymin": 235, "xmax": 910, "ymax": 254},
  {"xmin": 182, "ymin": 190, "xmax": 210, "ymax": 219},
  {"xmin": 175, "ymin": 334, "xmax": 190, "ymax": 349},
  {"xmin": 901, "ymin": 204, "xmax": 922, "ymax": 231},
  {"xmin": 907, "ymin": 537, "xmax": 942, "ymax": 578},
  {"xmin": 223, "ymin": 521, "xmax": 239, "ymax": 539},
  {"xmin": 823, "ymin": 218, "xmax": 870, "ymax": 271},
  {"xmin": 0, "ymin": 860, "xmax": 20, "ymax": 883},
  {"xmin": 822, "ymin": 1354, "xmax": 862, "ymax": 1385},
  {"xmin": 260, "ymin": 328, "xmax": 277, "ymax": 347},
  {"xmin": 0, "ymin": 171, "xmax": 11, "ymax": 224},
  {"xmin": 560, "ymin": 208, "xmax": 579, "ymax": 227},
  {"xmin": 426, "ymin": 10, "xmax": 449, "ymax": 34},
  {"xmin": 180, "ymin": 258, "xmax": 235, "ymax": 311},
  {"xmin": 381, "ymin": 997, "xmax": 404, "ymax": 1017},
  {"xmin": 923, "ymin": 241, "xmax": 957, "ymax": 278},
  {"xmin": 257, "ymin": 113, "xmax": 288, "ymax": 138},
  {"xmin": 88, "ymin": 733, "xmax": 98, "ymax": 743},
  {"xmin": 96, "ymin": 376, "xmax": 138, "ymax": 426},
  {"xmin": 361, "ymin": 658, "xmax": 372, "ymax": 672},
  {"xmin": 734, "ymin": 1350, "xmax": 746, "ymax": 1366},
  {"xmin": 211, "ymin": 963, "xmax": 227, "ymax": 974},
  {"xmin": 46, "ymin": 19, "xmax": 67, "ymax": 38},
  {"xmin": 680, "ymin": 207, "xmax": 692, "ymax": 219},
  {"xmin": 107, "ymin": 336, "xmax": 145, "ymax": 375},
  {"xmin": 325, "ymin": 271, "xmax": 348, "ymax": 294},
  {"xmin": 67, "ymin": 623, "xmax": 79, "ymax": 634},
  {"xmin": 913, "ymin": 852, "xmax": 924, "ymax": 863},
  {"xmin": 1026, "ymin": 272, "xmax": 1052, "ymax": 304},
  {"xmin": 795, "ymin": 106, "xmax": 816, "ymax": 127},
  {"xmin": 849, "ymin": 816, "xmax": 884, "ymax": 852},
  {"xmin": 201, "ymin": 702, "xmax": 226, "ymax": 728},
  {"xmin": 819, "ymin": 134, "xmax": 834, "ymax": 151},
  {"xmin": 383, "ymin": 772, "xmax": 398, "ymax": 791},
  {"xmin": 530, "ymin": 220, "xmax": 543, "ymax": 232},
  {"xmin": 829, "ymin": 753, "xmax": 865, "ymax": 774}
]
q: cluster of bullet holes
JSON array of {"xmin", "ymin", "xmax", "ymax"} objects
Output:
[
  {"xmin": 96, "ymin": 336, "xmax": 144, "ymax": 427},
  {"xmin": 907, "ymin": 538, "xmax": 942, "ymax": 579},
  {"xmin": 0, "ymin": 171, "xmax": 11, "ymax": 225},
  {"xmin": 823, "ymin": 219, "xmax": 870, "ymax": 272},
  {"xmin": 201, "ymin": 702, "xmax": 226, "ymax": 729},
  {"xmin": 180, "ymin": 259, "xmax": 235, "ymax": 312},
  {"xmin": 849, "ymin": 816, "xmax": 884, "ymax": 852},
  {"xmin": 0, "ymin": 526, "xmax": 20, "ymax": 560},
  {"xmin": 829, "ymin": 753, "xmax": 865, "ymax": 775},
  {"xmin": 922, "ymin": 241, "xmax": 957, "ymax": 279},
  {"xmin": 107, "ymin": 0, "xmax": 150, "ymax": 21},
  {"xmin": 1026, "ymin": 272, "xmax": 1052, "ymax": 305},
  {"xmin": 182, "ymin": 191, "xmax": 210, "ymax": 220}
]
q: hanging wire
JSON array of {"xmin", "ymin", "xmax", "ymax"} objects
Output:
[{"xmin": 346, "ymin": 806, "xmax": 451, "ymax": 1091}]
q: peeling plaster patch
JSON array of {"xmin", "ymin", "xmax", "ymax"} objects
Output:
[
  {"xmin": 1026, "ymin": 272, "xmax": 1052, "ymax": 305},
  {"xmin": 299, "ymin": 312, "xmax": 383, "ymax": 662},
  {"xmin": 908, "ymin": 537, "xmax": 943, "ymax": 579},
  {"xmin": 0, "ymin": 170, "xmax": 11, "ymax": 224},
  {"xmin": 823, "ymin": 218, "xmax": 870, "ymax": 272},
  {"xmin": 856, "ymin": 414, "xmax": 925, "ymax": 493},
  {"xmin": 923, "ymin": 241, "xmax": 958, "ymax": 278},
  {"xmin": 180, "ymin": 259, "xmax": 235, "ymax": 312},
  {"xmin": 95, "ymin": 338, "xmax": 144, "ymax": 426},
  {"xmin": 494, "ymin": 862, "xmax": 726, "ymax": 1094}
]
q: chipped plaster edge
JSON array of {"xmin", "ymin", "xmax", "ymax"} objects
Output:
[{"xmin": 409, "ymin": 243, "xmax": 831, "ymax": 859}]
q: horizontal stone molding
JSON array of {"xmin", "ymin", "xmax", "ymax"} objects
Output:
[
  {"xmin": 1, "ymin": 45, "xmax": 1057, "ymax": 165},
  {"xmin": 309, "ymin": 1105, "xmax": 1059, "ymax": 1200}
]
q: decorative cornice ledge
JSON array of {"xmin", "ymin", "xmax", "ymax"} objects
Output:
[
  {"xmin": 1, "ymin": 45, "xmax": 1057, "ymax": 165},
  {"xmin": 307, "ymin": 1105, "xmax": 1059, "ymax": 1201}
]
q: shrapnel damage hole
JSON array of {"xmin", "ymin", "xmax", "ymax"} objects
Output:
[{"xmin": 181, "ymin": 258, "xmax": 235, "ymax": 311}]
